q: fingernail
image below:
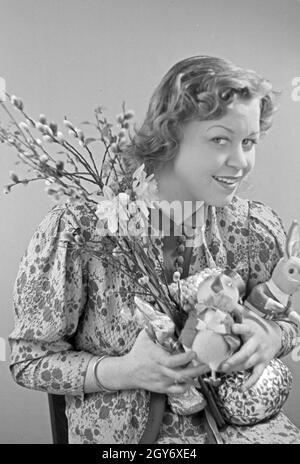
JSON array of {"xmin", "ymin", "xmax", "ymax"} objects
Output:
[
  {"xmin": 222, "ymin": 363, "xmax": 229, "ymax": 372},
  {"xmin": 191, "ymin": 357, "xmax": 200, "ymax": 365}
]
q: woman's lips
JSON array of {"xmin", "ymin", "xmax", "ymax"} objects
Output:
[{"xmin": 212, "ymin": 175, "xmax": 242, "ymax": 189}]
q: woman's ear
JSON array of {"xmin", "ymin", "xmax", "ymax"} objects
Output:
[{"xmin": 286, "ymin": 220, "xmax": 300, "ymax": 258}]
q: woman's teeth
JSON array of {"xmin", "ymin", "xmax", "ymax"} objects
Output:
[{"xmin": 212, "ymin": 176, "xmax": 240, "ymax": 186}]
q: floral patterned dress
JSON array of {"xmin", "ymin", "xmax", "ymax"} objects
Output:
[{"xmin": 9, "ymin": 196, "xmax": 300, "ymax": 444}]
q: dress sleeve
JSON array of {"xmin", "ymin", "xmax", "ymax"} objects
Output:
[
  {"xmin": 248, "ymin": 200, "xmax": 298, "ymax": 358},
  {"xmin": 8, "ymin": 204, "xmax": 95, "ymax": 397}
]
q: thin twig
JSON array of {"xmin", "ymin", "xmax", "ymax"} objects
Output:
[{"xmin": 84, "ymin": 144, "xmax": 100, "ymax": 180}]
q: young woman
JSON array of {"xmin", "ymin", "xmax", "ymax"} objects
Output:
[{"xmin": 9, "ymin": 55, "xmax": 300, "ymax": 443}]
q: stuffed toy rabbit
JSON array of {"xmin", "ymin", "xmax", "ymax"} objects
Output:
[{"xmin": 244, "ymin": 220, "xmax": 300, "ymax": 325}]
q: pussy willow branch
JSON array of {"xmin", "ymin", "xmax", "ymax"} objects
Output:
[
  {"xmin": 0, "ymin": 120, "xmax": 48, "ymax": 167},
  {"xmin": 2, "ymin": 128, "xmax": 32, "ymax": 153},
  {"xmin": 54, "ymin": 170, "xmax": 95, "ymax": 193},
  {"xmin": 17, "ymin": 103, "xmax": 93, "ymax": 178},
  {"xmin": 64, "ymin": 204, "xmax": 180, "ymax": 328},
  {"xmin": 98, "ymin": 145, "xmax": 110, "ymax": 187},
  {"xmin": 5, "ymin": 140, "xmax": 41, "ymax": 173},
  {"xmin": 147, "ymin": 233, "xmax": 174, "ymax": 302},
  {"xmin": 17, "ymin": 124, "xmax": 60, "ymax": 167},
  {"xmin": 114, "ymin": 152, "xmax": 127, "ymax": 177},
  {"xmin": 94, "ymin": 112, "xmax": 122, "ymax": 183},
  {"xmin": 64, "ymin": 152, "xmax": 79, "ymax": 172},
  {"xmin": 10, "ymin": 139, "xmax": 94, "ymax": 195},
  {"xmin": 1, "ymin": 100, "xmax": 97, "ymax": 187},
  {"xmin": 105, "ymin": 151, "xmax": 120, "ymax": 186},
  {"xmin": 87, "ymin": 232, "xmax": 173, "ymax": 311},
  {"xmin": 127, "ymin": 238, "xmax": 161, "ymax": 288},
  {"xmin": 61, "ymin": 139, "xmax": 98, "ymax": 181},
  {"xmin": 94, "ymin": 110, "xmax": 128, "ymax": 183},
  {"xmin": 94, "ymin": 111, "xmax": 114, "ymax": 182},
  {"xmin": 70, "ymin": 172, "xmax": 99, "ymax": 185},
  {"xmin": 122, "ymin": 236, "xmax": 178, "ymax": 324},
  {"xmin": 0, "ymin": 100, "xmax": 28, "ymax": 144},
  {"xmin": 126, "ymin": 290, "xmax": 155, "ymax": 298},
  {"xmin": 77, "ymin": 240, "xmax": 156, "ymax": 302},
  {"xmin": 84, "ymin": 144, "xmax": 100, "ymax": 181}
]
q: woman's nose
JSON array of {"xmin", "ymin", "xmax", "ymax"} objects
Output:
[{"xmin": 226, "ymin": 146, "xmax": 248, "ymax": 170}]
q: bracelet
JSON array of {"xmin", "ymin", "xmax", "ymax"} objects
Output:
[
  {"xmin": 93, "ymin": 355, "xmax": 118, "ymax": 393},
  {"xmin": 275, "ymin": 322, "xmax": 285, "ymax": 358},
  {"xmin": 275, "ymin": 320, "xmax": 297, "ymax": 358}
]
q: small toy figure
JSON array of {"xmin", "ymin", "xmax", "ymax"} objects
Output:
[
  {"xmin": 134, "ymin": 295, "xmax": 208, "ymax": 415},
  {"xmin": 170, "ymin": 268, "xmax": 245, "ymax": 385},
  {"xmin": 244, "ymin": 220, "xmax": 300, "ymax": 325}
]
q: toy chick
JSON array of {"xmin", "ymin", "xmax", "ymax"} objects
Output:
[{"xmin": 169, "ymin": 268, "xmax": 245, "ymax": 385}]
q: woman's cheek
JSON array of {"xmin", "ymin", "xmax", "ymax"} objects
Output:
[{"xmin": 246, "ymin": 156, "xmax": 256, "ymax": 174}]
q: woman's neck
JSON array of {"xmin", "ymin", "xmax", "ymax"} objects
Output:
[{"xmin": 154, "ymin": 163, "xmax": 199, "ymax": 215}]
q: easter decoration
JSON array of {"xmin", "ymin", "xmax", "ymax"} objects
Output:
[
  {"xmin": 244, "ymin": 220, "xmax": 300, "ymax": 325},
  {"xmin": 135, "ymin": 221, "xmax": 300, "ymax": 427}
]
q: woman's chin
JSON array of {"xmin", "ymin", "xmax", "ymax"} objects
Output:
[{"xmin": 204, "ymin": 191, "xmax": 236, "ymax": 207}]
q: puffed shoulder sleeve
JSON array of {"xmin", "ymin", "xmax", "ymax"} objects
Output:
[
  {"xmin": 248, "ymin": 200, "xmax": 298, "ymax": 358},
  {"xmin": 8, "ymin": 204, "xmax": 95, "ymax": 396},
  {"xmin": 248, "ymin": 200, "xmax": 287, "ymax": 290}
]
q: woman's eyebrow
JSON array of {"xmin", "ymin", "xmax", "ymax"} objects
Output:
[{"xmin": 206, "ymin": 125, "xmax": 260, "ymax": 136}]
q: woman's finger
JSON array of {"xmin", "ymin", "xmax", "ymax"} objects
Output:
[
  {"xmin": 231, "ymin": 323, "xmax": 254, "ymax": 336},
  {"xmin": 159, "ymin": 366, "xmax": 191, "ymax": 384},
  {"xmin": 160, "ymin": 363, "xmax": 210, "ymax": 382},
  {"xmin": 241, "ymin": 363, "xmax": 265, "ymax": 391},
  {"xmin": 167, "ymin": 381, "xmax": 191, "ymax": 395},
  {"xmin": 243, "ymin": 353, "xmax": 261, "ymax": 370},
  {"xmin": 160, "ymin": 350, "xmax": 197, "ymax": 368},
  {"xmin": 220, "ymin": 340, "xmax": 257, "ymax": 372},
  {"xmin": 224, "ymin": 353, "xmax": 261, "ymax": 374}
]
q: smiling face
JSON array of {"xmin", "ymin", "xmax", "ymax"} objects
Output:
[{"xmin": 157, "ymin": 97, "xmax": 261, "ymax": 207}]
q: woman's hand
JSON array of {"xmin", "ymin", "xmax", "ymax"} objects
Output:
[
  {"xmin": 123, "ymin": 329, "xmax": 210, "ymax": 394},
  {"xmin": 220, "ymin": 312, "xmax": 282, "ymax": 391}
]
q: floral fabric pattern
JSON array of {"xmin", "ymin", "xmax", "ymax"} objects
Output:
[
  {"xmin": 215, "ymin": 358, "xmax": 293, "ymax": 426},
  {"xmin": 9, "ymin": 196, "xmax": 300, "ymax": 444}
]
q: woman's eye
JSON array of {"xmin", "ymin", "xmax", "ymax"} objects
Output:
[
  {"xmin": 242, "ymin": 139, "xmax": 258, "ymax": 149},
  {"xmin": 211, "ymin": 137, "xmax": 258, "ymax": 149},
  {"xmin": 211, "ymin": 137, "xmax": 228, "ymax": 145}
]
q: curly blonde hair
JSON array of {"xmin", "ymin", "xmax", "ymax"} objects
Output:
[{"xmin": 122, "ymin": 55, "xmax": 281, "ymax": 175}]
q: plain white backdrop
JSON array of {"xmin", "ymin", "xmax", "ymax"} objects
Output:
[{"xmin": 0, "ymin": 0, "xmax": 299, "ymax": 443}]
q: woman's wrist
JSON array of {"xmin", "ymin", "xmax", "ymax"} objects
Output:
[
  {"xmin": 84, "ymin": 353, "xmax": 134, "ymax": 393},
  {"xmin": 267, "ymin": 320, "xmax": 284, "ymax": 358},
  {"xmin": 93, "ymin": 356, "xmax": 119, "ymax": 392}
]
